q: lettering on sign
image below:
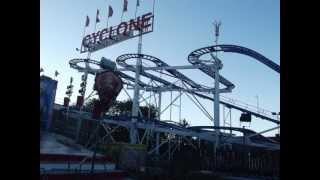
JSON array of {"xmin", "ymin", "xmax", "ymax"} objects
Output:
[{"xmin": 81, "ymin": 12, "xmax": 154, "ymax": 53}]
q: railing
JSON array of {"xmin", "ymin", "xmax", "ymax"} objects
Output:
[
  {"xmin": 220, "ymin": 95, "xmax": 279, "ymax": 121},
  {"xmin": 212, "ymin": 149, "xmax": 279, "ymax": 177}
]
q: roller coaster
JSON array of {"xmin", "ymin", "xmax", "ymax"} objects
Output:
[{"xmin": 67, "ymin": 43, "xmax": 280, "ymax": 153}]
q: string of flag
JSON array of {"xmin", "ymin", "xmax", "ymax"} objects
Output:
[
  {"xmin": 84, "ymin": 0, "xmax": 147, "ymax": 28},
  {"xmin": 80, "ymin": 0, "xmax": 154, "ymax": 52}
]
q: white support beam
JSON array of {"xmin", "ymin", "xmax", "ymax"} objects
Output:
[
  {"xmin": 117, "ymin": 64, "xmax": 204, "ymax": 71},
  {"xmin": 64, "ymin": 111, "xmax": 280, "ymax": 150},
  {"xmin": 247, "ymin": 126, "xmax": 280, "ymax": 138}
]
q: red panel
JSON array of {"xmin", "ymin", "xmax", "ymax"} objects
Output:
[
  {"xmin": 40, "ymin": 153, "xmax": 112, "ymax": 163},
  {"xmin": 76, "ymin": 96, "xmax": 84, "ymax": 109},
  {"xmin": 63, "ymin": 97, "xmax": 70, "ymax": 107}
]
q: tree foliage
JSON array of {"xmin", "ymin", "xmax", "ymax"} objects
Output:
[{"xmin": 80, "ymin": 98, "xmax": 158, "ymax": 119}]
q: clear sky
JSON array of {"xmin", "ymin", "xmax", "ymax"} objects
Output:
[{"xmin": 41, "ymin": 0, "xmax": 279, "ymax": 136}]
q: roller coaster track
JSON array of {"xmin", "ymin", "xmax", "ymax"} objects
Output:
[
  {"xmin": 187, "ymin": 44, "xmax": 280, "ymax": 73},
  {"xmin": 115, "ymin": 53, "xmax": 279, "ymax": 124},
  {"xmin": 187, "ymin": 44, "xmax": 280, "ymax": 124},
  {"xmin": 70, "ymin": 45, "xmax": 280, "ymax": 124},
  {"xmin": 116, "ymin": 54, "xmax": 203, "ymax": 89},
  {"xmin": 61, "ymin": 108, "xmax": 279, "ymax": 150}
]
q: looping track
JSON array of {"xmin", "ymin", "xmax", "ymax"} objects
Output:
[
  {"xmin": 116, "ymin": 53, "xmax": 203, "ymax": 89},
  {"xmin": 188, "ymin": 44, "xmax": 280, "ymax": 73},
  {"xmin": 69, "ymin": 44, "xmax": 280, "ymax": 124}
]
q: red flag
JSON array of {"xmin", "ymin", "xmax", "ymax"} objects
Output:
[
  {"xmin": 85, "ymin": 15, "xmax": 90, "ymax": 27},
  {"xmin": 123, "ymin": 0, "xmax": 128, "ymax": 12},
  {"xmin": 96, "ymin": 9, "xmax": 100, "ymax": 23},
  {"xmin": 108, "ymin": 5, "xmax": 113, "ymax": 17}
]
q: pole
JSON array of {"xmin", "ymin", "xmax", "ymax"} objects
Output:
[
  {"xmin": 213, "ymin": 21, "xmax": 221, "ymax": 158},
  {"xmin": 179, "ymin": 90, "xmax": 182, "ymax": 124},
  {"xmin": 170, "ymin": 91, "xmax": 172, "ymax": 121},
  {"xmin": 223, "ymin": 105, "xmax": 225, "ymax": 128},
  {"xmin": 83, "ymin": 17, "xmax": 98, "ymax": 95},
  {"xmin": 80, "ymin": 27, "xmax": 86, "ymax": 53},
  {"xmin": 106, "ymin": 16, "xmax": 110, "ymax": 30},
  {"xmin": 158, "ymin": 91, "xmax": 162, "ymax": 120},
  {"xmin": 130, "ymin": 29, "xmax": 143, "ymax": 144},
  {"xmin": 121, "ymin": 12, "xmax": 124, "ymax": 23},
  {"xmin": 134, "ymin": 0, "xmax": 139, "ymax": 19},
  {"xmin": 152, "ymin": 0, "xmax": 156, "ymax": 15},
  {"xmin": 256, "ymin": 95, "xmax": 259, "ymax": 113},
  {"xmin": 213, "ymin": 59, "xmax": 221, "ymax": 152},
  {"xmin": 80, "ymin": 16, "xmax": 88, "ymax": 52},
  {"xmin": 168, "ymin": 137, "xmax": 171, "ymax": 161},
  {"xmin": 278, "ymin": 114, "xmax": 280, "ymax": 134},
  {"xmin": 75, "ymin": 18, "xmax": 98, "ymax": 142},
  {"xmin": 156, "ymin": 132, "xmax": 160, "ymax": 156},
  {"xmin": 230, "ymin": 108, "xmax": 232, "ymax": 135}
]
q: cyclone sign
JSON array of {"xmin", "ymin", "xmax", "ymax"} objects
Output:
[{"xmin": 81, "ymin": 12, "xmax": 154, "ymax": 53}]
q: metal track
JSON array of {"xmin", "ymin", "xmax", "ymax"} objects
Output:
[
  {"xmin": 115, "ymin": 53, "xmax": 279, "ymax": 124},
  {"xmin": 188, "ymin": 44, "xmax": 280, "ymax": 73},
  {"xmin": 116, "ymin": 54, "xmax": 203, "ymax": 89},
  {"xmin": 62, "ymin": 108, "xmax": 279, "ymax": 150}
]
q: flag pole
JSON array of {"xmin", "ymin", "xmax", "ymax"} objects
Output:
[
  {"xmin": 121, "ymin": 0, "xmax": 126, "ymax": 22},
  {"xmin": 79, "ymin": 27, "xmax": 86, "ymax": 53},
  {"xmin": 134, "ymin": 0, "xmax": 138, "ymax": 19},
  {"xmin": 88, "ymin": 12, "xmax": 98, "ymax": 59},
  {"xmin": 121, "ymin": 11, "xmax": 124, "ymax": 22},
  {"xmin": 153, "ymin": 0, "xmax": 156, "ymax": 15},
  {"xmin": 106, "ymin": 16, "xmax": 110, "ymax": 29},
  {"xmin": 80, "ymin": 16, "xmax": 88, "ymax": 53},
  {"xmin": 76, "ymin": 12, "xmax": 98, "ymax": 142}
]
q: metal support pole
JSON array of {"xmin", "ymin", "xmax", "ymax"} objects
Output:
[
  {"xmin": 156, "ymin": 132, "xmax": 160, "ymax": 156},
  {"xmin": 130, "ymin": 30, "xmax": 143, "ymax": 144},
  {"xmin": 158, "ymin": 92, "xmax": 162, "ymax": 120},
  {"xmin": 76, "ymin": 34, "xmax": 93, "ymax": 141},
  {"xmin": 75, "ymin": 113, "xmax": 83, "ymax": 143},
  {"xmin": 212, "ymin": 21, "xmax": 222, "ymax": 154},
  {"xmin": 223, "ymin": 105, "xmax": 225, "ymax": 133},
  {"xmin": 247, "ymin": 126, "xmax": 280, "ymax": 138},
  {"xmin": 179, "ymin": 90, "xmax": 182, "ymax": 124},
  {"xmin": 213, "ymin": 60, "xmax": 221, "ymax": 152},
  {"xmin": 229, "ymin": 108, "xmax": 232, "ymax": 135},
  {"xmin": 160, "ymin": 92, "xmax": 183, "ymax": 116},
  {"xmin": 256, "ymin": 95, "xmax": 259, "ymax": 113},
  {"xmin": 75, "ymin": 76, "xmax": 88, "ymax": 142},
  {"xmin": 170, "ymin": 91, "xmax": 173, "ymax": 121},
  {"xmin": 168, "ymin": 137, "xmax": 171, "ymax": 160}
]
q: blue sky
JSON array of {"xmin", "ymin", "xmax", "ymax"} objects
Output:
[{"xmin": 41, "ymin": 0, "xmax": 279, "ymax": 136}]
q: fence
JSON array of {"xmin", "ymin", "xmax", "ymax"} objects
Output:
[{"xmin": 213, "ymin": 148, "xmax": 279, "ymax": 177}]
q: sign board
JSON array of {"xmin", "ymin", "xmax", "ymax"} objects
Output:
[{"xmin": 81, "ymin": 12, "xmax": 154, "ymax": 53}]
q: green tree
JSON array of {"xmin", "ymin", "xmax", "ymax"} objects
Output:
[{"xmin": 80, "ymin": 98, "xmax": 158, "ymax": 119}]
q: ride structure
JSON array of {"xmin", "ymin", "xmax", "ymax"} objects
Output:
[
  {"xmin": 65, "ymin": 6, "xmax": 280, "ymax": 153},
  {"xmin": 67, "ymin": 40, "xmax": 280, "ymax": 152},
  {"xmin": 41, "ymin": 2, "xmax": 280, "ymax": 179}
]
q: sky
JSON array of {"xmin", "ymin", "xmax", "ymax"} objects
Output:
[{"xmin": 40, "ymin": 0, "xmax": 280, "ymax": 136}]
